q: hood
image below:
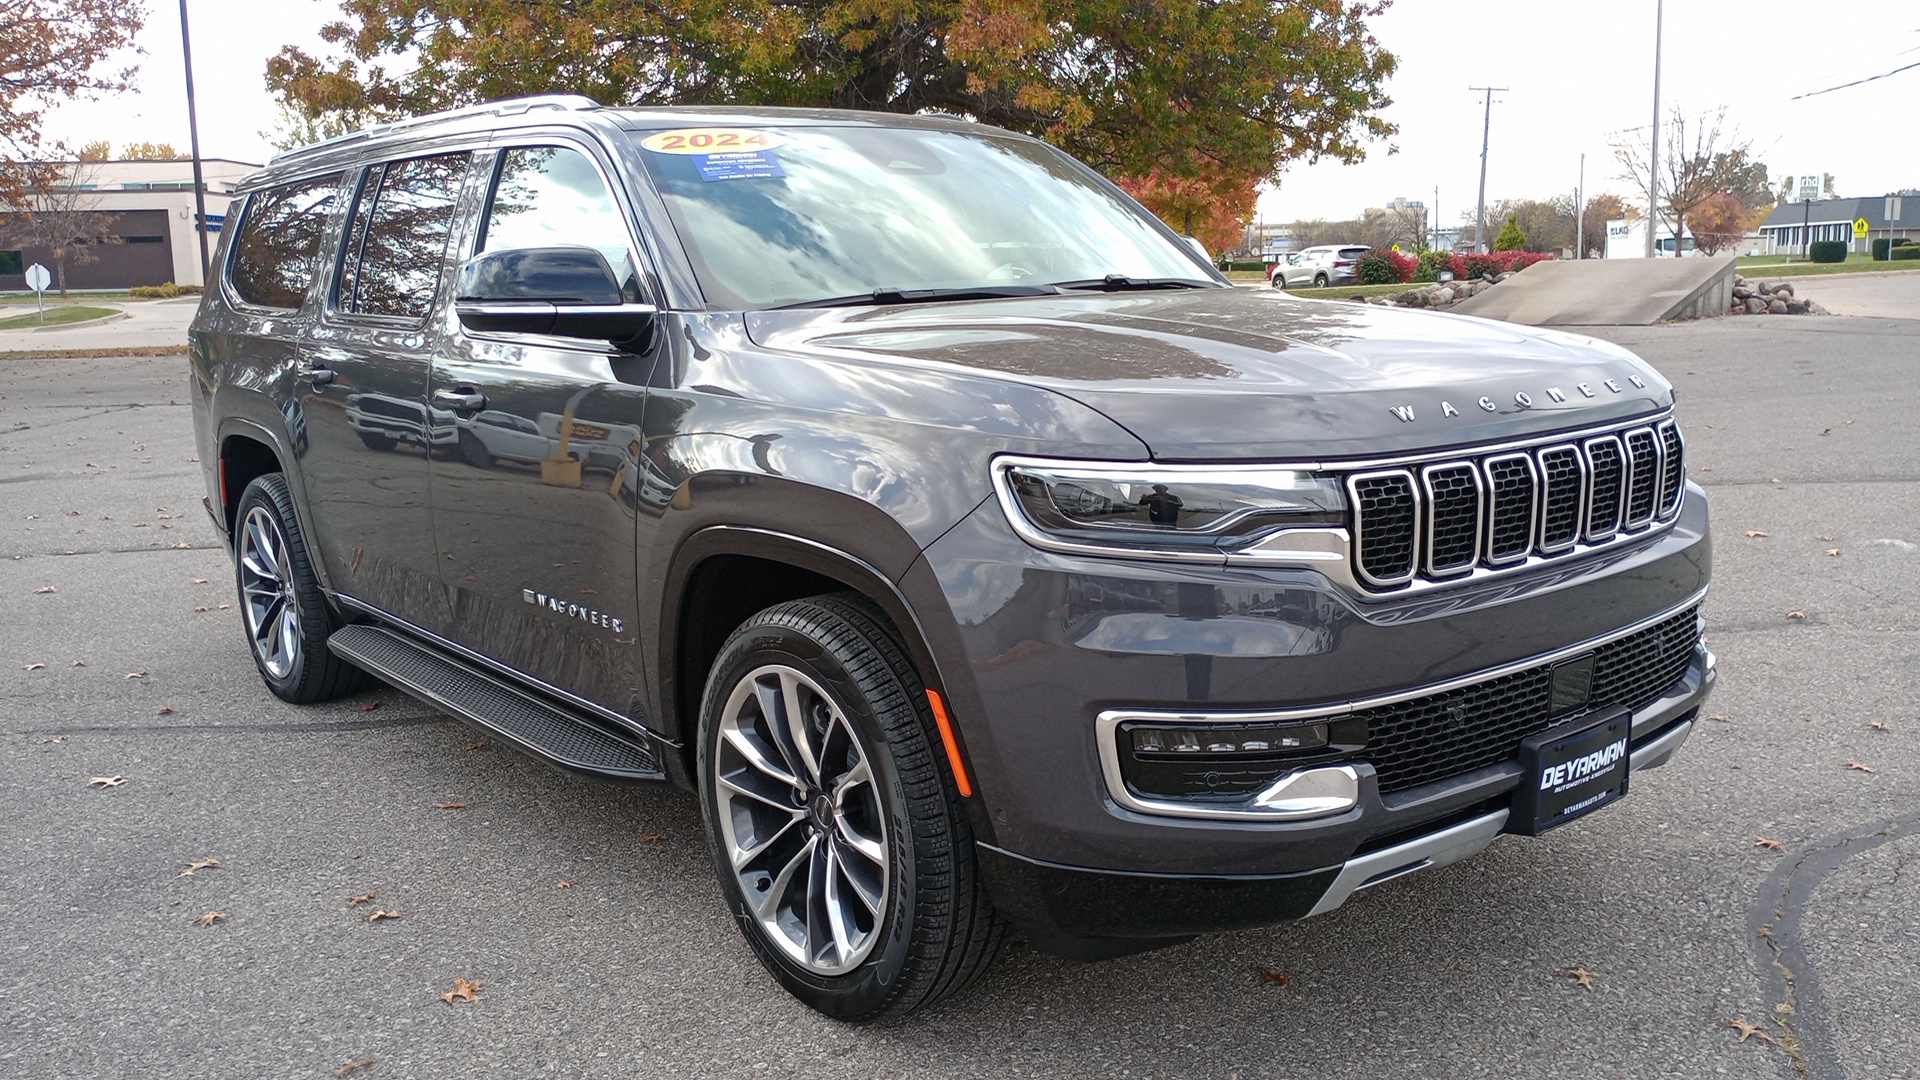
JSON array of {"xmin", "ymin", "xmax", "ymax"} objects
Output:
[{"xmin": 744, "ymin": 289, "xmax": 1672, "ymax": 461}]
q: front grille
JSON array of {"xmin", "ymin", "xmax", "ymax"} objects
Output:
[
  {"xmin": 1346, "ymin": 415, "xmax": 1684, "ymax": 591},
  {"xmin": 1358, "ymin": 605, "xmax": 1700, "ymax": 794}
]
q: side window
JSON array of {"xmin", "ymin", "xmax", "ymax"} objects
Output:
[
  {"xmin": 481, "ymin": 146, "xmax": 641, "ymax": 301},
  {"xmin": 337, "ymin": 152, "xmax": 470, "ymax": 320},
  {"xmin": 227, "ymin": 174, "xmax": 339, "ymax": 309}
]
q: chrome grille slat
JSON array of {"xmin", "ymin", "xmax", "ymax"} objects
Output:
[{"xmin": 1347, "ymin": 415, "xmax": 1686, "ymax": 592}]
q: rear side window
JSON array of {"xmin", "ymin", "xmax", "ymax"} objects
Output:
[
  {"xmin": 228, "ymin": 174, "xmax": 340, "ymax": 309},
  {"xmin": 337, "ymin": 152, "xmax": 470, "ymax": 320},
  {"xmin": 1339, "ymin": 247, "xmax": 1369, "ymax": 259}
]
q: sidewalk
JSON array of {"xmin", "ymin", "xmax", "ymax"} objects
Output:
[{"xmin": 0, "ymin": 296, "xmax": 197, "ymax": 353}]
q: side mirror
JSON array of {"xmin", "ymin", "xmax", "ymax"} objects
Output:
[{"xmin": 454, "ymin": 246, "xmax": 656, "ymax": 349}]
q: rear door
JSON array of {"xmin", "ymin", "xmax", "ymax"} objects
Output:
[
  {"xmin": 426, "ymin": 137, "xmax": 659, "ymax": 718},
  {"xmin": 295, "ymin": 150, "xmax": 481, "ymax": 632}
]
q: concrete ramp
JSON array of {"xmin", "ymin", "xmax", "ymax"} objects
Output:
[{"xmin": 1451, "ymin": 256, "xmax": 1736, "ymax": 325}]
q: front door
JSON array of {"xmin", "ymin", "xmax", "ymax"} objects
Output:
[
  {"xmin": 428, "ymin": 140, "xmax": 659, "ymax": 718},
  {"xmin": 296, "ymin": 151, "xmax": 479, "ymax": 633}
]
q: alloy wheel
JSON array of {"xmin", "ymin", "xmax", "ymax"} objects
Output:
[
  {"xmin": 237, "ymin": 505, "xmax": 302, "ymax": 680},
  {"xmin": 713, "ymin": 664, "xmax": 890, "ymax": 974}
]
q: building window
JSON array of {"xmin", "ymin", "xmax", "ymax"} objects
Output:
[
  {"xmin": 124, "ymin": 235, "xmax": 165, "ymax": 244},
  {"xmin": 0, "ymin": 250, "xmax": 21, "ymax": 274}
]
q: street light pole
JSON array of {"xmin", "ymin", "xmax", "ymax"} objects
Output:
[
  {"xmin": 1470, "ymin": 86, "xmax": 1507, "ymax": 254},
  {"xmin": 179, "ymin": 0, "xmax": 210, "ymax": 284},
  {"xmin": 1576, "ymin": 153, "xmax": 1585, "ymax": 259},
  {"xmin": 1645, "ymin": 0, "xmax": 1663, "ymax": 259}
]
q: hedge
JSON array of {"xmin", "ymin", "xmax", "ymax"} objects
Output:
[
  {"xmin": 129, "ymin": 281, "xmax": 203, "ymax": 298},
  {"xmin": 1807, "ymin": 240, "xmax": 1848, "ymax": 263},
  {"xmin": 1892, "ymin": 245, "xmax": 1920, "ymax": 261},
  {"xmin": 1216, "ymin": 259, "xmax": 1269, "ymax": 272},
  {"xmin": 1871, "ymin": 237, "xmax": 1915, "ymax": 261}
]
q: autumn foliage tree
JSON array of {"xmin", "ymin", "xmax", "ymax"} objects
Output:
[
  {"xmin": 0, "ymin": 0, "xmax": 146, "ymax": 203},
  {"xmin": 267, "ymin": 0, "xmax": 1397, "ymax": 198},
  {"xmin": 1114, "ymin": 168, "xmax": 1258, "ymax": 256},
  {"xmin": 1688, "ymin": 191, "xmax": 1748, "ymax": 256}
]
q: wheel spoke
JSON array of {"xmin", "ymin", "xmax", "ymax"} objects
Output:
[
  {"xmin": 819, "ymin": 841, "xmax": 855, "ymax": 963},
  {"xmin": 275, "ymin": 603, "xmax": 300, "ymax": 668},
  {"xmin": 720, "ymin": 726, "xmax": 801, "ymax": 792},
  {"xmin": 252, "ymin": 595, "xmax": 283, "ymax": 647},
  {"xmin": 717, "ymin": 767, "xmax": 802, "ymax": 817},
  {"xmin": 780, "ymin": 671, "xmax": 822, "ymax": 784},
  {"xmin": 754, "ymin": 676, "xmax": 810, "ymax": 784},
  {"xmin": 729, "ymin": 812, "xmax": 803, "ymax": 871},
  {"xmin": 831, "ymin": 836, "xmax": 885, "ymax": 915},
  {"xmin": 754, "ymin": 833, "xmax": 816, "ymax": 922},
  {"xmin": 834, "ymin": 814, "xmax": 887, "ymax": 870}
]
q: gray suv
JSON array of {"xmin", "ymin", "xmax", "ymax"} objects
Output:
[{"xmin": 189, "ymin": 96, "xmax": 1714, "ymax": 1020}]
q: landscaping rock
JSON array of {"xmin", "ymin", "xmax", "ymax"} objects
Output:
[
  {"xmin": 1768, "ymin": 298, "xmax": 1789, "ymax": 314},
  {"xmin": 1785, "ymin": 299, "xmax": 1809, "ymax": 314},
  {"xmin": 1745, "ymin": 297, "xmax": 1768, "ymax": 314},
  {"xmin": 1774, "ymin": 281, "xmax": 1794, "ymax": 297},
  {"xmin": 1732, "ymin": 285, "xmax": 1753, "ymax": 300}
]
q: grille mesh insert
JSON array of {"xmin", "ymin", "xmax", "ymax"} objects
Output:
[
  {"xmin": 1657, "ymin": 422, "xmax": 1685, "ymax": 517},
  {"xmin": 1353, "ymin": 473, "xmax": 1418, "ymax": 583},
  {"xmin": 1584, "ymin": 438, "xmax": 1624, "ymax": 537},
  {"xmin": 1424, "ymin": 465, "xmax": 1480, "ymax": 573},
  {"xmin": 1625, "ymin": 429, "xmax": 1659, "ymax": 525},
  {"xmin": 1484, "ymin": 455, "xmax": 1536, "ymax": 561},
  {"xmin": 1538, "ymin": 446, "xmax": 1584, "ymax": 550}
]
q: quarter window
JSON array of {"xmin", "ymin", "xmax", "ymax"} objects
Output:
[
  {"xmin": 481, "ymin": 146, "xmax": 640, "ymax": 300},
  {"xmin": 228, "ymin": 174, "xmax": 340, "ymax": 309},
  {"xmin": 338, "ymin": 153, "xmax": 470, "ymax": 320}
]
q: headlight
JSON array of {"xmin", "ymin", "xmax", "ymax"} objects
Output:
[{"xmin": 992, "ymin": 457, "xmax": 1348, "ymax": 564}]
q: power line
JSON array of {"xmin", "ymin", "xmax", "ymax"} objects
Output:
[{"xmin": 1791, "ymin": 58, "xmax": 1920, "ymax": 100}]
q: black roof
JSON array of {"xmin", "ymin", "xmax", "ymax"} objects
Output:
[{"xmin": 1759, "ymin": 195, "xmax": 1916, "ymax": 231}]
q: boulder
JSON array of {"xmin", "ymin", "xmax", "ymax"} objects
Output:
[
  {"xmin": 1809, "ymin": 301, "xmax": 1830, "ymax": 315},
  {"xmin": 1768, "ymin": 298, "xmax": 1789, "ymax": 314},
  {"xmin": 1774, "ymin": 281, "xmax": 1794, "ymax": 297},
  {"xmin": 1746, "ymin": 297, "xmax": 1768, "ymax": 314},
  {"xmin": 1732, "ymin": 285, "xmax": 1753, "ymax": 300},
  {"xmin": 1785, "ymin": 299, "xmax": 1809, "ymax": 315},
  {"xmin": 1432, "ymin": 287, "xmax": 1455, "ymax": 305}
]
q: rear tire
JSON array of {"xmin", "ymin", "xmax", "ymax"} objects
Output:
[
  {"xmin": 697, "ymin": 593, "xmax": 1004, "ymax": 1020},
  {"xmin": 1313, "ymin": 272, "xmax": 1329, "ymax": 287},
  {"xmin": 232, "ymin": 473, "xmax": 368, "ymax": 704}
]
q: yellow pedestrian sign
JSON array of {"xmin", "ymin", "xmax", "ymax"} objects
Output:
[{"xmin": 1853, "ymin": 217, "xmax": 1869, "ymax": 238}]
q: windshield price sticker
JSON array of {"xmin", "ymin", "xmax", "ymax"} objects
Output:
[{"xmin": 641, "ymin": 128, "xmax": 786, "ymax": 154}]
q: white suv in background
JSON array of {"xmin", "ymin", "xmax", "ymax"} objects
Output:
[{"xmin": 1269, "ymin": 244, "xmax": 1370, "ymax": 288}]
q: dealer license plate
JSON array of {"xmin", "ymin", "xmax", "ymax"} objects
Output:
[{"xmin": 1511, "ymin": 709, "xmax": 1631, "ymax": 836}]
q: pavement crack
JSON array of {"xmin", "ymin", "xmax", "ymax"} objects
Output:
[{"xmin": 1746, "ymin": 812, "xmax": 1920, "ymax": 1079}]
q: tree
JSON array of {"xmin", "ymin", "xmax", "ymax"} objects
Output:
[
  {"xmin": 265, "ymin": 0, "xmax": 1398, "ymax": 192},
  {"xmin": 1688, "ymin": 192, "xmax": 1747, "ymax": 256},
  {"xmin": 1580, "ymin": 193, "xmax": 1630, "ymax": 257},
  {"xmin": 1612, "ymin": 107, "xmax": 1759, "ymax": 256},
  {"xmin": 1493, "ymin": 214, "xmax": 1526, "ymax": 252},
  {"xmin": 1114, "ymin": 167, "xmax": 1257, "ymax": 257},
  {"xmin": 1, "ymin": 159, "xmax": 121, "ymax": 296},
  {"xmin": 0, "ymin": 1, "xmax": 146, "ymax": 202},
  {"xmin": 121, "ymin": 141, "xmax": 180, "ymax": 159},
  {"xmin": 76, "ymin": 139, "xmax": 112, "ymax": 160}
]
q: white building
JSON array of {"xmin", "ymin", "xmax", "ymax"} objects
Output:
[{"xmin": 3, "ymin": 157, "xmax": 256, "ymax": 290}]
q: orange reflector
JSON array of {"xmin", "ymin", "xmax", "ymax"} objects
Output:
[{"xmin": 924, "ymin": 689, "xmax": 973, "ymax": 797}]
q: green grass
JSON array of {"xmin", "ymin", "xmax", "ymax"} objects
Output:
[
  {"xmin": 0, "ymin": 305, "xmax": 118, "ymax": 330},
  {"xmin": 1735, "ymin": 252, "xmax": 1917, "ymax": 277},
  {"xmin": 0, "ymin": 290, "xmax": 143, "ymax": 304},
  {"xmin": 1278, "ymin": 282, "xmax": 1421, "ymax": 299}
]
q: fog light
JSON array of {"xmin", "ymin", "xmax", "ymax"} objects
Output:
[{"xmin": 1128, "ymin": 723, "xmax": 1329, "ymax": 757}]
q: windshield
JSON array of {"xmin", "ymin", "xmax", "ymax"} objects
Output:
[{"xmin": 628, "ymin": 123, "xmax": 1217, "ymax": 309}]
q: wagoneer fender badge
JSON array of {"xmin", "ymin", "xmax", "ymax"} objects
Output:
[
  {"xmin": 1389, "ymin": 374, "xmax": 1648, "ymax": 422},
  {"xmin": 523, "ymin": 589, "xmax": 625, "ymax": 634}
]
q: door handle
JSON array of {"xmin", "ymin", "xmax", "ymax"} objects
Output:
[
  {"xmin": 300, "ymin": 366, "xmax": 337, "ymax": 387},
  {"xmin": 432, "ymin": 388, "xmax": 487, "ymax": 411}
]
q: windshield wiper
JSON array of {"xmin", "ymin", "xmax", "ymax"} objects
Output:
[
  {"xmin": 1050, "ymin": 275, "xmax": 1219, "ymax": 292},
  {"xmin": 776, "ymin": 285, "xmax": 1061, "ymax": 309}
]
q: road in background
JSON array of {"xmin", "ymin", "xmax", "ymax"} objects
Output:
[
  {"xmin": 2, "ymin": 317, "xmax": 1917, "ymax": 1079},
  {"xmin": 0, "ymin": 297, "xmax": 198, "ymax": 353}
]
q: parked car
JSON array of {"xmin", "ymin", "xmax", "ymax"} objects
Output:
[
  {"xmin": 189, "ymin": 97, "xmax": 1713, "ymax": 1021},
  {"xmin": 1270, "ymin": 244, "xmax": 1371, "ymax": 288}
]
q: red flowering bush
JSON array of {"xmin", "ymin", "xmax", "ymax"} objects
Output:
[
  {"xmin": 1355, "ymin": 247, "xmax": 1419, "ymax": 284},
  {"xmin": 1447, "ymin": 250, "xmax": 1554, "ymax": 280}
]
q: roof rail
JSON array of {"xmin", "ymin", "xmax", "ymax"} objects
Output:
[{"xmin": 268, "ymin": 94, "xmax": 602, "ymax": 165}]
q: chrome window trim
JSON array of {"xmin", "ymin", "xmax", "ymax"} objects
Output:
[
  {"xmin": 1581, "ymin": 435, "xmax": 1626, "ymax": 541},
  {"xmin": 1419, "ymin": 461, "xmax": 1483, "ymax": 577},
  {"xmin": 1093, "ymin": 586, "xmax": 1708, "ymax": 823},
  {"xmin": 1533, "ymin": 443, "xmax": 1587, "ymax": 554},
  {"xmin": 1348, "ymin": 469, "xmax": 1421, "ymax": 587},
  {"xmin": 1480, "ymin": 451, "xmax": 1539, "ymax": 565}
]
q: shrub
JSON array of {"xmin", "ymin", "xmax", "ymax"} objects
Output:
[
  {"xmin": 1892, "ymin": 245, "xmax": 1920, "ymax": 262},
  {"xmin": 1354, "ymin": 248, "xmax": 1418, "ymax": 285},
  {"xmin": 1493, "ymin": 214, "xmax": 1527, "ymax": 252},
  {"xmin": 1413, "ymin": 249, "xmax": 1451, "ymax": 283},
  {"xmin": 128, "ymin": 281, "xmax": 203, "ymax": 298},
  {"xmin": 1215, "ymin": 259, "xmax": 1268, "ymax": 272},
  {"xmin": 1871, "ymin": 237, "xmax": 1914, "ymax": 260},
  {"xmin": 1444, "ymin": 249, "xmax": 1554, "ymax": 281},
  {"xmin": 1807, "ymin": 240, "xmax": 1848, "ymax": 263}
]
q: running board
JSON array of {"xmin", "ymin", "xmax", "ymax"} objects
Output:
[{"xmin": 328, "ymin": 624, "xmax": 665, "ymax": 781}]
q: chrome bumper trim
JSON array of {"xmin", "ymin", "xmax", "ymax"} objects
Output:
[
  {"xmin": 1305, "ymin": 809, "xmax": 1510, "ymax": 918},
  {"xmin": 1630, "ymin": 718, "xmax": 1694, "ymax": 773}
]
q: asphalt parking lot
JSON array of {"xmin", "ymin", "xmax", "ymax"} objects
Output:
[{"xmin": 3, "ymin": 309, "xmax": 1917, "ymax": 1080}]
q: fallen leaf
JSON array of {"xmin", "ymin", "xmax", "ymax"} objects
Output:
[
  {"xmin": 177, "ymin": 857, "xmax": 222, "ymax": 877},
  {"xmin": 192, "ymin": 578, "xmax": 208, "ymax": 584},
  {"xmin": 24, "ymin": 662, "xmax": 45, "ymax": 671},
  {"xmin": 465, "ymin": 739, "xmax": 489, "ymax": 751},
  {"xmin": 87, "ymin": 775, "xmax": 127, "ymax": 788},
  {"xmin": 40, "ymin": 735, "xmax": 66, "ymax": 744},
  {"xmin": 1720, "ymin": 1016, "xmax": 1776, "ymax": 1044},
  {"xmin": 1818, "ymin": 427, "xmax": 1831, "ymax": 436},
  {"xmin": 71, "ymin": 659, "xmax": 85, "ymax": 667},
  {"xmin": 1869, "ymin": 720, "xmax": 1892, "ymax": 732},
  {"xmin": 1816, "ymin": 534, "xmax": 1835, "ymax": 542},
  {"xmin": 640, "ymin": 833, "xmax": 663, "ymax": 843},
  {"xmin": 171, "ymin": 542, "xmax": 190, "ymax": 549},
  {"xmin": 1786, "ymin": 611, "xmax": 1807, "ymax": 621},
  {"xmin": 1707, "ymin": 713, "xmax": 1734, "ymax": 724},
  {"xmin": 124, "ymin": 670, "xmax": 147, "ymax": 679},
  {"xmin": 1754, "ymin": 837, "xmax": 1784, "ymax": 852},
  {"xmin": 1826, "ymin": 548, "xmax": 1841, "ymax": 557},
  {"xmin": 441, "ymin": 977, "xmax": 483, "ymax": 1004},
  {"xmin": 1255, "ymin": 965, "xmax": 1290, "ymax": 986},
  {"xmin": 347, "ymin": 891, "xmax": 376, "ymax": 906},
  {"xmin": 360, "ymin": 700, "xmax": 381, "ymax": 712},
  {"xmin": 194, "ymin": 910, "xmax": 227, "ymax": 928},
  {"xmin": 157, "ymin": 706, "xmax": 174, "ymax": 716},
  {"xmin": 1559, "ymin": 965, "xmax": 1599, "ymax": 990},
  {"xmin": 217, "ymin": 603, "xmax": 230, "ymax": 610},
  {"xmin": 334, "ymin": 1058, "xmax": 377, "ymax": 1077},
  {"xmin": 433, "ymin": 802, "xmax": 466, "ymax": 810},
  {"xmin": 1846, "ymin": 761, "xmax": 1876, "ymax": 774},
  {"xmin": 1743, "ymin": 530, "xmax": 1769, "ymax": 538},
  {"xmin": 366, "ymin": 909, "xmax": 402, "ymax": 922},
  {"xmin": 1770, "ymin": 477, "xmax": 1782, "ymax": 485},
  {"xmin": 193, "ymin": 606, "xmax": 210, "ymax": 613}
]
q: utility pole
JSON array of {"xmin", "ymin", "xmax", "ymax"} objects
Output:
[
  {"xmin": 1645, "ymin": 0, "xmax": 1663, "ymax": 258},
  {"xmin": 1433, "ymin": 186, "xmax": 1440, "ymax": 251},
  {"xmin": 1470, "ymin": 86, "xmax": 1506, "ymax": 254},
  {"xmin": 179, "ymin": 0, "xmax": 210, "ymax": 283},
  {"xmin": 1575, "ymin": 153, "xmax": 1585, "ymax": 259}
]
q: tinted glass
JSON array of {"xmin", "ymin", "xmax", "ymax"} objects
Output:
[
  {"xmin": 340, "ymin": 153, "xmax": 469, "ymax": 319},
  {"xmin": 228, "ymin": 175, "xmax": 339, "ymax": 309},
  {"xmin": 482, "ymin": 146, "xmax": 640, "ymax": 300},
  {"xmin": 631, "ymin": 125, "xmax": 1208, "ymax": 309}
]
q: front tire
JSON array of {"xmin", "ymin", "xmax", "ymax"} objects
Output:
[
  {"xmin": 697, "ymin": 594, "xmax": 1003, "ymax": 1020},
  {"xmin": 232, "ymin": 473, "xmax": 367, "ymax": 704}
]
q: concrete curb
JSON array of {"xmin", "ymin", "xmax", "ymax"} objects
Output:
[{"xmin": 27, "ymin": 309, "xmax": 129, "ymax": 333}]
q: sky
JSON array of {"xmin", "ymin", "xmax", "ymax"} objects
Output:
[{"xmin": 37, "ymin": 0, "xmax": 1920, "ymax": 225}]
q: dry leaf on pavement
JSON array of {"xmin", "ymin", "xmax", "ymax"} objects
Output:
[
  {"xmin": 1754, "ymin": 838, "xmax": 1784, "ymax": 852},
  {"xmin": 1869, "ymin": 720, "xmax": 1892, "ymax": 732},
  {"xmin": 157, "ymin": 706, "xmax": 174, "ymax": 715},
  {"xmin": 347, "ymin": 891, "xmax": 376, "ymax": 906},
  {"xmin": 441, "ymin": 977, "xmax": 482, "ymax": 1004},
  {"xmin": 34, "ymin": 585, "xmax": 56, "ymax": 594},
  {"xmin": 177, "ymin": 858, "xmax": 221, "ymax": 877},
  {"xmin": 360, "ymin": 700, "xmax": 381, "ymax": 711},
  {"xmin": 194, "ymin": 910, "xmax": 227, "ymax": 928},
  {"xmin": 1785, "ymin": 611, "xmax": 1808, "ymax": 621},
  {"xmin": 192, "ymin": 578, "xmax": 208, "ymax": 584},
  {"xmin": 1720, "ymin": 1016, "xmax": 1775, "ymax": 1044},
  {"xmin": 334, "ymin": 1059, "xmax": 377, "ymax": 1077},
  {"xmin": 554, "ymin": 880, "xmax": 575, "ymax": 889},
  {"xmin": 124, "ymin": 670, "xmax": 147, "ymax": 679},
  {"xmin": 366, "ymin": 909, "xmax": 402, "ymax": 922},
  {"xmin": 1743, "ymin": 530, "xmax": 1768, "ymax": 538},
  {"xmin": 1559, "ymin": 966, "xmax": 1599, "ymax": 990},
  {"xmin": 1846, "ymin": 761, "xmax": 1876, "ymax": 774},
  {"xmin": 24, "ymin": 662, "xmax": 46, "ymax": 671},
  {"xmin": 1826, "ymin": 548, "xmax": 1841, "ymax": 557},
  {"xmin": 433, "ymin": 802, "xmax": 466, "ymax": 810},
  {"xmin": 1255, "ymin": 965, "xmax": 1290, "ymax": 986},
  {"xmin": 87, "ymin": 775, "xmax": 127, "ymax": 787}
]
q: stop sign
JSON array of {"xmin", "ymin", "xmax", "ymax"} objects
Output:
[{"xmin": 24, "ymin": 263, "xmax": 50, "ymax": 292}]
